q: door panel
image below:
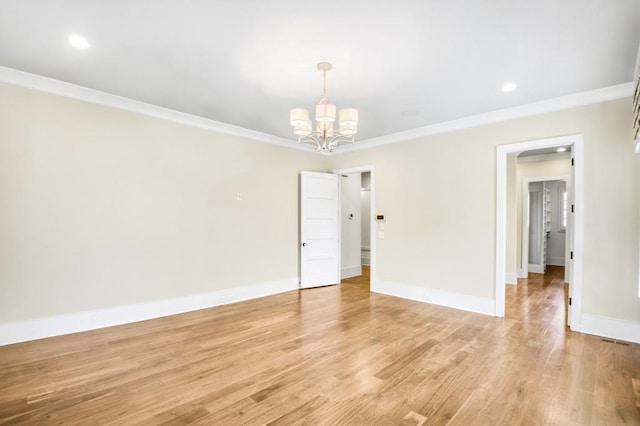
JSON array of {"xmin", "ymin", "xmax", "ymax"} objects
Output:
[{"xmin": 300, "ymin": 171, "xmax": 340, "ymax": 288}]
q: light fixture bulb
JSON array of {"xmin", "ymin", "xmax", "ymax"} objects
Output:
[
  {"xmin": 557, "ymin": 147, "xmax": 567, "ymax": 153},
  {"xmin": 502, "ymin": 82, "xmax": 517, "ymax": 92},
  {"xmin": 68, "ymin": 34, "xmax": 90, "ymax": 49}
]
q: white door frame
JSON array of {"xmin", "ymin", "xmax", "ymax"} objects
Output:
[
  {"xmin": 496, "ymin": 134, "xmax": 584, "ymax": 331},
  {"xmin": 521, "ymin": 175, "xmax": 570, "ymax": 277},
  {"xmin": 333, "ymin": 165, "xmax": 376, "ymax": 292}
]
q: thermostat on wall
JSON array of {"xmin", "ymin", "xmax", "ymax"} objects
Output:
[{"xmin": 376, "ymin": 215, "xmax": 385, "ymax": 221}]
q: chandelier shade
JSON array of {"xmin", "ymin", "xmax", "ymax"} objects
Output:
[
  {"xmin": 289, "ymin": 108, "xmax": 309, "ymax": 127},
  {"xmin": 339, "ymin": 108, "xmax": 358, "ymax": 125},
  {"xmin": 289, "ymin": 62, "xmax": 358, "ymax": 153},
  {"xmin": 315, "ymin": 103, "xmax": 336, "ymax": 123}
]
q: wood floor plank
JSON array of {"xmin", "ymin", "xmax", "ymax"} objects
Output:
[{"xmin": 1, "ymin": 266, "xmax": 638, "ymax": 424}]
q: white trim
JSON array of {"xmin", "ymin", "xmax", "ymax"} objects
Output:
[
  {"xmin": 496, "ymin": 146, "xmax": 508, "ymax": 315},
  {"xmin": 0, "ymin": 278, "xmax": 298, "ymax": 346},
  {"xmin": 528, "ymin": 264, "xmax": 545, "ymax": 274},
  {"xmin": 517, "ymin": 152, "xmax": 571, "ymax": 163},
  {"xmin": 505, "ymin": 272, "xmax": 518, "ymax": 285},
  {"xmin": 517, "ymin": 268, "xmax": 525, "ymax": 279},
  {"xmin": 580, "ymin": 314, "xmax": 640, "ymax": 344},
  {"xmin": 546, "ymin": 256, "xmax": 565, "ymax": 266},
  {"xmin": 342, "ymin": 84, "xmax": 632, "ymax": 153},
  {"xmin": 635, "ymin": 43, "xmax": 640, "ymax": 81},
  {"xmin": 634, "ymin": 44, "xmax": 640, "ymax": 152},
  {"xmin": 496, "ymin": 134, "xmax": 584, "ymax": 321},
  {"xmin": 375, "ymin": 280, "xmax": 495, "ymax": 316},
  {"xmin": 0, "ymin": 66, "xmax": 310, "ymax": 153},
  {"xmin": 361, "ymin": 246, "xmax": 371, "ymax": 265},
  {"xmin": 333, "ymin": 165, "xmax": 376, "ymax": 292},
  {"xmin": 341, "ymin": 265, "xmax": 362, "ymax": 279},
  {"xmin": 571, "ymin": 138, "xmax": 585, "ymax": 330}
]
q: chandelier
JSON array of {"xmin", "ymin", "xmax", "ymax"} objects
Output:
[{"xmin": 289, "ymin": 62, "xmax": 358, "ymax": 153}]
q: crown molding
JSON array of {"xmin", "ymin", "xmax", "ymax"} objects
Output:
[
  {"xmin": 339, "ymin": 82, "xmax": 634, "ymax": 153},
  {"xmin": 0, "ymin": 66, "xmax": 311, "ymax": 153},
  {"xmin": 1, "ymin": 66, "xmax": 633, "ymax": 155}
]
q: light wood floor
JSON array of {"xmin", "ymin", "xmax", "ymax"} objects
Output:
[{"xmin": 1, "ymin": 265, "xmax": 639, "ymax": 425}]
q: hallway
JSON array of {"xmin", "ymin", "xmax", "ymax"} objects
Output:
[{"xmin": 506, "ymin": 265, "xmax": 567, "ymax": 324}]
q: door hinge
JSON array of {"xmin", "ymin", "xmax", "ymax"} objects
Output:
[
  {"xmin": 571, "ymin": 204, "xmax": 574, "ymax": 213},
  {"xmin": 570, "ymin": 251, "xmax": 573, "ymax": 260},
  {"xmin": 569, "ymin": 297, "xmax": 572, "ymax": 306},
  {"xmin": 571, "ymin": 158, "xmax": 574, "ymax": 166}
]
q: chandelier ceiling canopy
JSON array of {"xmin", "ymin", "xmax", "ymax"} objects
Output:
[{"xmin": 290, "ymin": 62, "xmax": 358, "ymax": 154}]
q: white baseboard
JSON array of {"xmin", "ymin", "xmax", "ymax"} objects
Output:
[
  {"xmin": 578, "ymin": 314, "xmax": 640, "ymax": 344},
  {"xmin": 361, "ymin": 247, "xmax": 370, "ymax": 265},
  {"xmin": 528, "ymin": 264, "xmax": 545, "ymax": 273},
  {"xmin": 505, "ymin": 272, "xmax": 518, "ymax": 285},
  {"xmin": 517, "ymin": 268, "xmax": 526, "ymax": 279},
  {"xmin": 341, "ymin": 265, "xmax": 362, "ymax": 279},
  {"xmin": 546, "ymin": 257, "xmax": 565, "ymax": 266},
  {"xmin": 375, "ymin": 280, "xmax": 495, "ymax": 316},
  {"xmin": 0, "ymin": 278, "xmax": 298, "ymax": 346}
]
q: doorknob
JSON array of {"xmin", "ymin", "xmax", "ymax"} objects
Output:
[{"xmin": 301, "ymin": 242, "xmax": 307, "ymax": 247}]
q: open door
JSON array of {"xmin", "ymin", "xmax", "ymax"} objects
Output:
[{"xmin": 300, "ymin": 171, "xmax": 340, "ymax": 289}]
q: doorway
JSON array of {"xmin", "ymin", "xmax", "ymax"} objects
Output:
[
  {"xmin": 335, "ymin": 166, "xmax": 376, "ymax": 292},
  {"xmin": 496, "ymin": 134, "xmax": 584, "ymax": 331},
  {"xmin": 520, "ymin": 175, "xmax": 571, "ymax": 326},
  {"xmin": 522, "ymin": 177, "xmax": 570, "ymax": 278}
]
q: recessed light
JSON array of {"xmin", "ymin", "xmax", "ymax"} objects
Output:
[
  {"xmin": 68, "ymin": 34, "xmax": 90, "ymax": 49},
  {"xmin": 501, "ymin": 82, "xmax": 517, "ymax": 92},
  {"xmin": 557, "ymin": 147, "xmax": 567, "ymax": 153}
]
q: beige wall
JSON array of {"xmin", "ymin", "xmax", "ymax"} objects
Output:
[
  {"xmin": 514, "ymin": 158, "xmax": 572, "ymax": 274},
  {"xmin": 2, "ymin": 81, "xmax": 639, "ymax": 329},
  {"xmin": 330, "ymin": 98, "xmax": 640, "ymax": 323},
  {"xmin": 0, "ymin": 83, "xmax": 325, "ymax": 322}
]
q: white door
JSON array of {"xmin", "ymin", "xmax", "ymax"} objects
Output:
[{"xmin": 300, "ymin": 171, "xmax": 340, "ymax": 289}]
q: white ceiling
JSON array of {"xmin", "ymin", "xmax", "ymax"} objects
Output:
[{"xmin": 1, "ymin": 1, "xmax": 639, "ymax": 144}]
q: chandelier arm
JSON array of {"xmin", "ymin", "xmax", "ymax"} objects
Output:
[
  {"xmin": 326, "ymin": 135, "xmax": 355, "ymax": 144},
  {"xmin": 298, "ymin": 133, "xmax": 354, "ymax": 144},
  {"xmin": 297, "ymin": 135, "xmax": 324, "ymax": 152}
]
